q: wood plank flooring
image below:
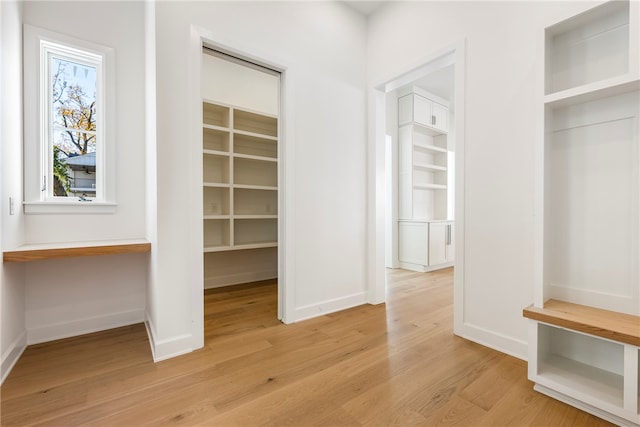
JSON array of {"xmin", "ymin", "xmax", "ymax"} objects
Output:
[{"xmin": 0, "ymin": 268, "xmax": 612, "ymax": 426}]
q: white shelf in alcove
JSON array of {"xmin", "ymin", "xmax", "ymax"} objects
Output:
[
  {"xmin": 538, "ymin": 355, "xmax": 624, "ymax": 410},
  {"xmin": 414, "ymin": 162, "xmax": 447, "ymax": 172},
  {"xmin": 203, "ymin": 215, "xmax": 230, "ymax": 220},
  {"xmin": 234, "ymin": 129, "xmax": 278, "ymax": 141},
  {"xmin": 415, "ymin": 183, "xmax": 447, "ymax": 190},
  {"xmin": 203, "ymin": 123, "xmax": 230, "ymax": 133},
  {"xmin": 203, "ymin": 149, "xmax": 230, "ymax": 157},
  {"xmin": 234, "ymin": 214, "xmax": 278, "ymax": 219},
  {"xmin": 203, "ymin": 183, "xmax": 231, "ymax": 188},
  {"xmin": 413, "ymin": 141, "xmax": 447, "ymax": 153},
  {"xmin": 204, "ymin": 245, "xmax": 232, "ymax": 253},
  {"xmin": 204, "ymin": 242, "xmax": 278, "ymax": 253},
  {"xmin": 234, "ymin": 184, "xmax": 277, "ymax": 191},
  {"xmin": 233, "ymin": 153, "xmax": 278, "ymax": 163},
  {"xmin": 544, "ymin": 75, "xmax": 640, "ymax": 108},
  {"xmin": 234, "ymin": 242, "xmax": 278, "ymax": 250}
]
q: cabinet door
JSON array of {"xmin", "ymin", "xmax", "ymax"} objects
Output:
[
  {"xmin": 432, "ymin": 102, "xmax": 449, "ymax": 132},
  {"xmin": 446, "ymin": 222, "xmax": 454, "ymax": 262},
  {"xmin": 413, "ymin": 95, "xmax": 433, "ymax": 128},
  {"xmin": 428, "ymin": 222, "xmax": 447, "ymax": 266},
  {"xmin": 399, "ymin": 222, "xmax": 428, "ymax": 265}
]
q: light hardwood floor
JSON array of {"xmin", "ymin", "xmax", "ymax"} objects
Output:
[{"xmin": 1, "ymin": 268, "xmax": 612, "ymax": 426}]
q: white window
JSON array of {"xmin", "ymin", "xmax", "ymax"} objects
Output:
[{"xmin": 24, "ymin": 25, "xmax": 115, "ymax": 214}]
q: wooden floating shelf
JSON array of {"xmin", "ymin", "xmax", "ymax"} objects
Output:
[
  {"xmin": 3, "ymin": 239, "xmax": 151, "ymax": 263},
  {"xmin": 523, "ymin": 299, "xmax": 640, "ymax": 346}
]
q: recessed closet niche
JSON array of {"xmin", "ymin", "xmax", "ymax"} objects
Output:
[{"xmin": 201, "ymin": 49, "xmax": 280, "ymax": 291}]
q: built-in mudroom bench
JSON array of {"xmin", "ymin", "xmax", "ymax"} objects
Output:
[
  {"xmin": 523, "ymin": 301, "xmax": 639, "ymax": 426},
  {"xmin": 526, "ymin": 1, "xmax": 639, "ymax": 425}
]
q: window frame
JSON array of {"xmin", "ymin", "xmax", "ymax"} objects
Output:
[{"xmin": 23, "ymin": 25, "xmax": 116, "ymax": 214}]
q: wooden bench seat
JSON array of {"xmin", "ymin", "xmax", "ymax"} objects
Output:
[{"xmin": 523, "ymin": 299, "xmax": 640, "ymax": 347}]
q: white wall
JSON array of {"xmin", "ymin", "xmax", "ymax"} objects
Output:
[
  {"xmin": 1, "ymin": 0, "xmax": 27, "ymax": 382},
  {"xmin": 202, "ymin": 53, "xmax": 279, "ymax": 115},
  {"xmin": 367, "ymin": 0, "xmax": 602, "ymax": 359},
  {"xmin": 150, "ymin": 0, "xmax": 368, "ymax": 357},
  {"xmin": 20, "ymin": 1, "xmax": 148, "ymax": 345}
]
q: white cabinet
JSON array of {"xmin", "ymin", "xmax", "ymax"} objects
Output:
[
  {"xmin": 431, "ymin": 102, "xmax": 448, "ymax": 133},
  {"xmin": 526, "ymin": 1, "xmax": 640, "ymax": 425},
  {"xmin": 398, "ymin": 93, "xmax": 448, "ymax": 133},
  {"xmin": 428, "ymin": 222, "xmax": 453, "ymax": 266},
  {"xmin": 398, "ymin": 222, "xmax": 427, "ymax": 266},
  {"xmin": 398, "ymin": 221, "xmax": 453, "ymax": 272}
]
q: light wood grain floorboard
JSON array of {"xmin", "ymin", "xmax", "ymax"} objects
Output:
[{"xmin": 0, "ymin": 268, "xmax": 613, "ymax": 426}]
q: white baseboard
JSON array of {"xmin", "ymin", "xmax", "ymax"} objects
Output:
[
  {"xmin": 27, "ymin": 309, "xmax": 145, "ymax": 345},
  {"xmin": 398, "ymin": 261, "xmax": 453, "ymax": 273},
  {"xmin": 293, "ymin": 291, "xmax": 368, "ymax": 323},
  {"xmin": 204, "ymin": 270, "xmax": 277, "ymax": 289},
  {"xmin": 144, "ymin": 315, "xmax": 193, "ymax": 362},
  {"xmin": 454, "ymin": 321, "xmax": 528, "ymax": 361},
  {"xmin": 1, "ymin": 330, "xmax": 27, "ymax": 385}
]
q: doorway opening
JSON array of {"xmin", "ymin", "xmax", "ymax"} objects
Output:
[
  {"xmin": 372, "ymin": 41, "xmax": 465, "ymax": 334},
  {"xmin": 200, "ymin": 47, "xmax": 283, "ymax": 338}
]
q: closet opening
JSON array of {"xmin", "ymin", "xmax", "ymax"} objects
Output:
[{"xmin": 200, "ymin": 47, "xmax": 282, "ymax": 339}]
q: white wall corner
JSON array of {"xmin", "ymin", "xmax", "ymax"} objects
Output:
[
  {"xmin": 27, "ymin": 309, "xmax": 145, "ymax": 345},
  {"xmin": 145, "ymin": 316, "xmax": 194, "ymax": 362},
  {"xmin": 293, "ymin": 292, "xmax": 368, "ymax": 323},
  {"xmin": 1, "ymin": 330, "xmax": 27, "ymax": 385}
]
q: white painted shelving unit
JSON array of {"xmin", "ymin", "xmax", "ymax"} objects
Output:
[
  {"xmin": 202, "ymin": 101, "xmax": 278, "ymax": 253},
  {"xmin": 526, "ymin": 1, "xmax": 640, "ymax": 426},
  {"xmin": 397, "ymin": 87, "xmax": 454, "ymax": 272}
]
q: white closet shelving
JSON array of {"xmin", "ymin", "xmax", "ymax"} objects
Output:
[
  {"xmin": 397, "ymin": 87, "xmax": 454, "ymax": 272},
  {"xmin": 202, "ymin": 101, "xmax": 278, "ymax": 252},
  {"xmin": 526, "ymin": 2, "xmax": 640, "ymax": 426}
]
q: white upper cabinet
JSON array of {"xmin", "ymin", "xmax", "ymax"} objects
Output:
[
  {"xmin": 398, "ymin": 93, "xmax": 448, "ymax": 134},
  {"xmin": 431, "ymin": 102, "xmax": 448, "ymax": 133}
]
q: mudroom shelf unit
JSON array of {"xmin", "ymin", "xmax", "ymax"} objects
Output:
[
  {"xmin": 202, "ymin": 100, "xmax": 278, "ymax": 253},
  {"xmin": 526, "ymin": 1, "xmax": 640, "ymax": 426},
  {"xmin": 397, "ymin": 87, "xmax": 454, "ymax": 272}
]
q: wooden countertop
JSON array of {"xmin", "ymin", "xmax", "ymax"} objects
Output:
[{"xmin": 3, "ymin": 239, "xmax": 151, "ymax": 263}]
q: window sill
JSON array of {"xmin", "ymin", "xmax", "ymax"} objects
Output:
[{"xmin": 23, "ymin": 200, "xmax": 117, "ymax": 215}]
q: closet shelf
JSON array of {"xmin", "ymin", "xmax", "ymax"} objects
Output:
[
  {"xmin": 203, "ymin": 149, "xmax": 230, "ymax": 157},
  {"xmin": 3, "ymin": 239, "xmax": 151, "ymax": 263},
  {"xmin": 204, "ymin": 242, "xmax": 277, "ymax": 253},
  {"xmin": 413, "ymin": 141, "xmax": 447, "ymax": 153},
  {"xmin": 544, "ymin": 77, "xmax": 639, "ymax": 108},
  {"xmin": 233, "ymin": 153, "xmax": 277, "ymax": 162},
  {"xmin": 234, "ymin": 129, "xmax": 278, "ymax": 141},
  {"xmin": 414, "ymin": 183, "xmax": 447, "ymax": 190},
  {"xmin": 202, "ymin": 123, "xmax": 230, "ymax": 132},
  {"xmin": 414, "ymin": 162, "xmax": 447, "ymax": 172},
  {"xmin": 523, "ymin": 299, "xmax": 640, "ymax": 346}
]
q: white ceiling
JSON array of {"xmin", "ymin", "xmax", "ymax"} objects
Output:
[
  {"xmin": 342, "ymin": 0, "xmax": 454, "ymax": 103},
  {"xmin": 412, "ymin": 64, "xmax": 455, "ymax": 102},
  {"xmin": 342, "ymin": 1, "xmax": 387, "ymax": 16}
]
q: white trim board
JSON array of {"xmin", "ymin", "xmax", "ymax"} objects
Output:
[
  {"xmin": 1, "ymin": 331, "xmax": 27, "ymax": 385},
  {"xmin": 293, "ymin": 292, "xmax": 368, "ymax": 323},
  {"xmin": 26, "ymin": 309, "xmax": 145, "ymax": 345}
]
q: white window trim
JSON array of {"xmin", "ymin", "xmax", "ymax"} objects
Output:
[{"xmin": 23, "ymin": 25, "xmax": 116, "ymax": 214}]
